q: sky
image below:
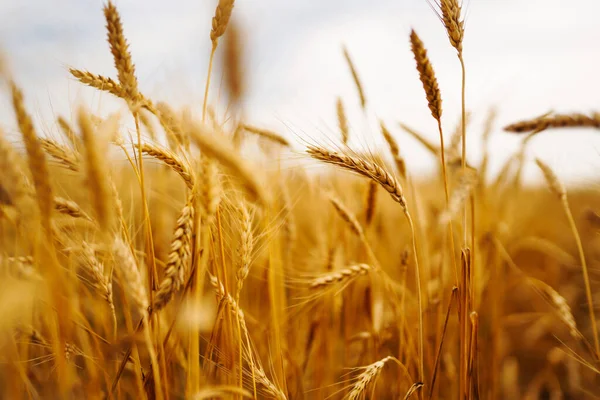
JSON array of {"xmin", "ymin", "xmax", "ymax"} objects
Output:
[{"xmin": 1, "ymin": 0, "xmax": 600, "ymax": 186}]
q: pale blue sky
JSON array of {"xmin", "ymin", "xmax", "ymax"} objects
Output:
[{"xmin": 1, "ymin": 0, "xmax": 600, "ymax": 185}]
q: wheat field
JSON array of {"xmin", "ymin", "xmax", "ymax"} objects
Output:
[{"xmin": 1, "ymin": 1, "xmax": 600, "ymax": 399}]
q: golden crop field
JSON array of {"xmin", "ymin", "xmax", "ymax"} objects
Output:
[{"xmin": 1, "ymin": 1, "xmax": 599, "ymax": 399}]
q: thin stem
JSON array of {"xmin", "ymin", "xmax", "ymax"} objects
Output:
[
  {"xmin": 429, "ymin": 287, "xmax": 457, "ymax": 400},
  {"xmin": 405, "ymin": 211, "xmax": 424, "ymax": 390},
  {"xmin": 202, "ymin": 44, "xmax": 217, "ymax": 122},
  {"xmin": 563, "ymin": 195, "xmax": 600, "ymax": 356},
  {"xmin": 437, "ymin": 119, "xmax": 458, "ymax": 285},
  {"xmin": 142, "ymin": 315, "xmax": 164, "ymax": 400},
  {"xmin": 459, "ymin": 54, "xmax": 468, "ymax": 248}
]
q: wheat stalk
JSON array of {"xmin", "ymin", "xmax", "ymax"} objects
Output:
[{"xmin": 535, "ymin": 158, "xmax": 599, "ymax": 355}]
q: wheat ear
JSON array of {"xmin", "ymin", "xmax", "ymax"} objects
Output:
[
  {"xmin": 236, "ymin": 202, "xmax": 254, "ymax": 301},
  {"xmin": 104, "ymin": 1, "xmax": 138, "ymax": 100},
  {"xmin": 345, "ymin": 356, "xmax": 395, "ymax": 400},
  {"xmin": 410, "ymin": 30, "xmax": 442, "ymax": 122},
  {"xmin": 153, "ymin": 195, "xmax": 195, "ymax": 311},
  {"xmin": 380, "ymin": 121, "xmax": 406, "ymax": 179},
  {"xmin": 189, "ymin": 122, "xmax": 269, "ymax": 206},
  {"xmin": 40, "ymin": 138, "xmax": 80, "ymax": 172},
  {"xmin": 505, "ymin": 113, "xmax": 600, "ymax": 133},
  {"xmin": 141, "ymin": 143, "xmax": 195, "ymax": 190},
  {"xmin": 435, "ymin": 0, "xmax": 464, "ymax": 53},
  {"xmin": 307, "ymin": 146, "xmax": 406, "ymax": 209},
  {"xmin": 342, "ymin": 46, "xmax": 366, "ymax": 110},
  {"xmin": 0, "ymin": 129, "xmax": 27, "ymax": 204},
  {"xmin": 309, "ymin": 263, "xmax": 372, "ymax": 290},
  {"xmin": 79, "ymin": 109, "xmax": 115, "ymax": 233},
  {"xmin": 10, "ymin": 82, "xmax": 54, "ymax": 231},
  {"xmin": 242, "ymin": 125, "xmax": 290, "ymax": 147},
  {"xmin": 336, "ymin": 97, "xmax": 349, "ymax": 145}
]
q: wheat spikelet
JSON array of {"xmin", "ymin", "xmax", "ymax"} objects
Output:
[
  {"xmin": 364, "ymin": 180, "xmax": 378, "ymax": 226},
  {"xmin": 242, "ymin": 125, "xmax": 290, "ymax": 147},
  {"xmin": 345, "ymin": 356, "xmax": 394, "ymax": 400},
  {"xmin": 438, "ymin": 169, "xmax": 478, "ymax": 224},
  {"xmin": 40, "ymin": 138, "xmax": 80, "ymax": 172},
  {"xmin": 0, "ymin": 129, "xmax": 27, "ymax": 204},
  {"xmin": 1, "ymin": 255, "xmax": 41, "ymax": 281},
  {"xmin": 208, "ymin": 275, "xmax": 288, "ymax": 400},
  {"xmin": 69, "ymin": 69, "xmax": 127, "ymax": 99},
  {"xmin": 153, "ymin": 196, "xmax": 195, "ymax": 311},
  {"xmin": 505, "ymin": 113, "xmax": 600, "ymax": 133},
  {"xmin": 309, "ymin": 263, "xmax": 372, "ymax": 289},
  {"xmin": 104, "ymin": 1, "xmax": 138, "ymax": 100},
  {"xmin": 336, "ymin": 97, "xmax": 349, "ymax": 145},
  {"xmin": 306, "ymin": 146, "xmax": 407, "ymax": 209},
  {"xmin": 57, "ymin": 116, "xmax": 79, "ymax": 149},
  {"xmin": 410, "ymin": 30, "xmax": 442, "ymax": 122},
  {"xmin": 380, "ymin": 121, "xmax": 406, "ymax": 179},
  {"xmin": 448, "ymin": 111, "xmax": 471, "ymax": 155},
  {"xmin": 10, "ymin": 81, "xmax": 54, "ymax": 230},
  {"xmin": 199, "ymin": 160, "xmax": 222, "ymax": 222},
  {"xmin": 54, "ymin": 197, "xmax": 92, "ymax": 221},
  {"xmin": 79, "ymin": 109, "xmax": 115, "ymax": 233},
  {"xmin": 189, "ymin": 121, "xmax": 269, "ymax": 206},
  {"xmin": 141, "ymin": 143, "xmax": 195, "ymax": 190},
  {"xmin": 328, "ymin": 194, "xmax": 364, "ymax": 239},
  {"xmin": 210, "ymin": 0, "xmax": 235, "ymax": 44},
  {"xmin": 155, "ymin": 102, "xmax": 189, "ymax": 150},
  {"xmin": 112, "ymin": 237, "xmax": 148, "ymax": 315},
  {"xmin": 398, "ymin": 122, "xmax": 439, "ymax": 156},
  {"xmin": 236, "ymin": 202, "xmax": 254, "ymax": 300},
  {"xmin": 535, "ymin": 159, "xmax": 565, "ymax": 199},
  {"xmin": 223, "ymin": 21, "xmax": 244, "ymax": 106},
  {"xmin": 403, "ymin": 382, "xmax": 424, "ymax": 399},
  {"xmin": 342, "ymin": 46, "xmax": 366, "ymax": 110},
  {"xmin": 527, "ymin": 277, "xmax": 579, "ymax": 340},
  {"xmin": 78, "ymin": 243, "xmax": 114, "ymax": 310},
  {"xmin": 434, "ymin": 0, "xmax": 464, "ymax": 53}
]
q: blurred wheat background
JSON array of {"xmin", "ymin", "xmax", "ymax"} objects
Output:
[{"xmin": 0, "ymin": 0, "xmax": 600, "ymax": 399}]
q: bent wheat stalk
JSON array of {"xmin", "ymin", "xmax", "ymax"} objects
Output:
[{"xmin": 535, "ymin": 158, "xmax": 599, "ymax": 356}]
